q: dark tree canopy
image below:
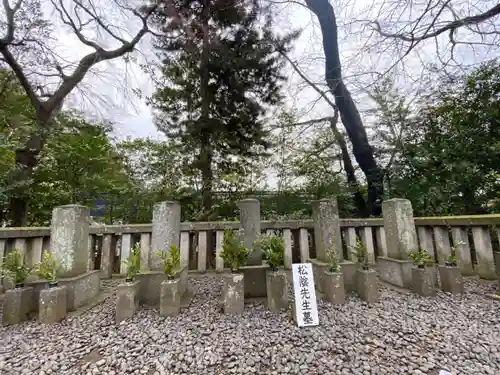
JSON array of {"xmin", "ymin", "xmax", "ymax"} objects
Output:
[{"xmin": 149, "ymin": 0, "xmax": 295, "ymax": 218}]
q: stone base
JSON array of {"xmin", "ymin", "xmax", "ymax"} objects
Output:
[
  {"xmin": 310, "ymin": 259, "xmax": 327, "ymax": 293},
  {"xmin": 27, "ymin": 270, "xmax": 100, "ymax": 312},
  {"xmin": 377, "ymin": 256, "xmax": 413, "ymax": 288},
  {"xmin": 135, "ymin": 266, "xmax": 188, "ymax": 305},
  {"xmin": 438, "ymin": 266, "xmax": 464, "ymax": 294},
  {"xmin": 222, "ymin": 273, "xmax": 244, "ymax": 314},
  {"xmin": 494, "ymin": 252, "xmax": 500, "ymax": 278},
  {"xmin": 411, "ymin": 267, "xmax": 436, "ymax": 297},
  {"xmin": 310, "ymin": 259, "xmax": 357, "ymax": 293},
  {"xmin": 3, "ymin": 287, "xmax": 34, "ymax": 326},
  {"xmin": 241, "ymin": 264, "xmax": 269, "ymax": 298},
  {"xmin": 340, "ymin": 261, "xmax": 358, "ymax": 293},
  {"xmin": 115, "ymin": 280, "xmax": 140, "ymax": 323},
  {"xmin": 39, "ymin": 286, "xmax": 67, "ymax": 324},
  {"xmin": 265, "ymin": 269, "xmax": 288, "ymax": 312},
  {"xmin": 160, "ymin": 279, "xmax": 181, "ymax": 317},
  {"xmin": 323, "ymin": 271, "xmax": 345, "ymax": 305},
  {"xmin": 356, "ymin": 269, "xmax": 379, "ymax": 303}
]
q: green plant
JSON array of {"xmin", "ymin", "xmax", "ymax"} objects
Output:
[
  {"xmin": 326, "ymin": 241, "xmax": 340, "ymax": 272},
  {"xmin": 220, "ymin": 229, "xmax": 249, "ymax": 271},
  {"xmin": 351, "ymin": 238, "xmax": 369, "ymax": 270},
  {"xmin": 408, "ymin": 248, "xmax": 433, "ymax": 267},
  {"xmin": 256, "ymin": 234, "xmax": 284, "ymax": 270},
  {"xmin": 447, "ymin": 241, "xmax": 463, "ymax": 266},
  {"xmin": 0, "ymin": 248, "xmax": 32, "ymax": 285},
  {"xmin": 156, "ymin": 245, "xmax": 181, "ymax": 278},
  {"xmin": 35, "ymin": 250, "xmax": 60, "ymax": 284},
  {"xmin": 122, "ymin": 244, "xmax": 141, "ymax": 280}
]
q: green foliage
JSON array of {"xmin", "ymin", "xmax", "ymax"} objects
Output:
[
  {"xmin": 379, "ymin": 61, "xmax": 500, "ymax": 216},
  {"xmin": 408, "ymin": 248, "xmax": 433, "ymax": 267},
  {"xmin": 326, "ymin": 242, "xmax": 340, "ymax": 272},
  {"xmin": 122, "ymin": 244, "xmax": 141, "ymax": 280},
  {"xmin": 220, "ymin": 229, "xmax": 249, "ymax": 271},
  {"xmin": 350, "ymin": 238, "xmax": 369, "ymax": 269},
  {"xmin": 448, "ymin": 241, "xmax": 464, "ymax": 266},
  {"xmin": 256, "ymin": 234, "xmax": 284, "ymax": 270},
  {"xmin": 0, "ymin": 248, "xmax": 31, "ymax": 285},
  {"xmin": 156, "ymin": 245, "xmax": 181, "ymax": 277},
  {"xmin": 34, "ymin": 250, "xmax": 60, "ymax": 283}
]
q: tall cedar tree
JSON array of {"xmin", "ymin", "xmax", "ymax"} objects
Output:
[{"xmin": 150, "ymin": 0, "xmax": 294, "ymax": 219}]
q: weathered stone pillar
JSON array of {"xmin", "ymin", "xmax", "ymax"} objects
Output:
[
  {"xmin": 50, "ymin": 205, "xmax": 90, "ymax": 278},
  {"xmin": 100, "ymin": 234, "xmax": 114, "ymax": 279},
  {"xmin": 310, "ymin": 198, "xmax": 357, "ymax": 293},
  {"xmin": 151, "ymin": 201, "xmax": 181, "ymax": 271},
  {"xmin": 378, "ymin": 198, "xmax": 417, "ymax": 288},
  {"xmin": 312, "ymin": 199, "xmax": 342, "ymax": 262},
  {"xmin": 238, "ymin": 199, "xmax": 261, "ymax": 265}
]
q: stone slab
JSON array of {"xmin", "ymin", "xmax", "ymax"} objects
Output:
[
  {"xmin": 3, "ymin": 287, "xmax": 34, "ymax": 326},
  {"xmin": 135, "ymin": 266, "xmax": 188, "ymax": 306},
  {"xmin": 50, "ymin": 205, "xmax": 90, "ymax": 278},
  {"xmin": 160, "ymin": 279, "xmax": 181, "ymax": 317},
  {"xmin": 115, "ymin": 280, "xmax": 140, "ymax": 323},
  {"xmin": 222, "ymin": 272, "xmax": 244, "ymax": 314},
  {"xmin": 39, "ymin": 286, "xmax": 67, "ymax": 324},
  {"xmin": 323, "ymin": 271, "xmax": 345, "ymax": 305},
  {"xmin": 311, "ymin": 259, "xmax": 357, "ymax": 293},
  {"xmin": 28, "ymin": 270, "xmax": 100, "ymax": 312},
  {"xmin": 240, "ymin": 264, "xmax": 269, "ymax": 298},
  {"xmin": 411, "ymin": 267, "xmax": 436, "ymax": 297},
  {"xmin": 438, "ymin": 266, "xmax": 464, "ymax": 294},
  {"xmin": 239, "ymin": 199, "xmax": 261, "ymax": 265},
  {"xmin": 265, "ymin": 270, "xmax": 288, "ymax": 312},
  {"xmin": 356, "ymin": 269, "xmax": 379, "ymax": 303},
  {"xmin": 377, "ymin": 256, "xmax": 413, "ymax": 288}
]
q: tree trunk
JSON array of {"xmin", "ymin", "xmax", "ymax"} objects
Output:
[
  {"xmin": 329, "ymin": 119, "xmax": 368, "ymax": 217},
  {"xmin": 198, "ymin": 0, "xmax": 214, "ymax": 221},
  {"xmin": 8, "ymin": 132, "xmax": 44, "ymax": 226},
  {"xmin": 304, "ymin": 0, "xmax": 384, "ymax": 216}
]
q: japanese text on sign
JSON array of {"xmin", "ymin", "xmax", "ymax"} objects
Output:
[{"xmin": 292, "ymin": 263, "xmax": 319, "ymax": 327}]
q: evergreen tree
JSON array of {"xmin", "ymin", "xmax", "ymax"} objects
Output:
[{"xmin": 149, "ymin": 0, "xmax": 295, "ymax": 219}]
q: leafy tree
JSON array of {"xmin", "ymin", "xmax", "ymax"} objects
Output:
[
  {"xmin": 149, "ymin": 0, "xmax": 295, "ymax": 219},
  {"xmin": 0, "ymin": 0, "xmax": 156, "ymax": 225},
  {"xmin": 389, "ymin": 61, "xmax": 500, "ymax": 215}
]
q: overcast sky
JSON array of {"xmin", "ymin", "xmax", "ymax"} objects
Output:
[{"xmin": 36, "ymin": 0, "xmax": 500, "ymax": 141}]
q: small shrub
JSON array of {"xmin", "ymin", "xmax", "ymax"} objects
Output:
[
  {"xmin": 35, "ymin": 250, "xmax": 60, "ymax": 284},
  {"xmin": 326, "ymin": 241, "xmax": 340, "ymax": 273},
  {"xmin": 1, "ymin": 248, "xmax": 31, "ymax": 286},
  {"xmin": 122, "ymin": 244, "xmax": 141, "ymax": 280},
  {"xmin": 220, "ymin": 229, "xmax": 249, "ymax": 271},
  {"xmin": 447, "ymin": 241, "xmax": 463, "ymax": 266},
  {"xmin": 256, "ymin": 234, "xmax": 284, "ymax": 271},
  {"xmin": 156, "ymin": 245, "xmax": 181, "ymax": 278},
  {"xmin": 408, "ymin": 248, "xmax": 433, "ymax": 267},
  {"xmin": 351, "ymin": 238, "xmax": 369, "ymax": 270}
]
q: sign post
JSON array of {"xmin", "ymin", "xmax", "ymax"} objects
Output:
[{"xmin": 292, "ymin": 263, "xmax": 319, "ymax": 327}]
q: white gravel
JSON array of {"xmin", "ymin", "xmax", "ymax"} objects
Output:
[{"xmin": 0, "ymin": 275, "xmax": 499, "ymax": 375}]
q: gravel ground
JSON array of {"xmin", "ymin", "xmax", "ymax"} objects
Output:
[{"xmin": 0, "ymin": 276, "xmax": 499, "ymax": 375}]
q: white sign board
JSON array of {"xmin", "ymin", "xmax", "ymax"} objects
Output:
[{"xmin": 292, "ymin": 263, "xmax": 319, "ymax": 327}]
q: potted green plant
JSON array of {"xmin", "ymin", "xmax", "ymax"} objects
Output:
[
  {"xmin": 323, "ymin": 243, "xmax": 345, "ymax": 304},
  {"xmin": 326, "ymin": 244, "xmax": 340, "ymax": 273},
  {"xmin": 351, "ymin": 239, "xmax": 369, "ymax": 270},
  {"xmin": 156, "ymin": 245, "xmax": 181, "ymax": 280},
  {"xmin": 445, "ymin": 242, "xmax": 462, "ymax": 267},
  {"xmin": 408, "ymin": 248, "xmax": 433, "ymax": 269},
  {"xmin": 122, "ymin": 245, "xmax": 141, "ymax": 282},
  {"xmin": 35, "ymin": 250, "xmax": 61, "ymax": 287},
  {"xmin": 1, "ymin": 248, "xmax": 32, "ymax": 288},
  {"xmin": 259, "ymin": 234, "xmax": 284, "ymax": 272},
  {"xmin": 220, "ymin": 229, "xmax": 249, "ymax": 273}
]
